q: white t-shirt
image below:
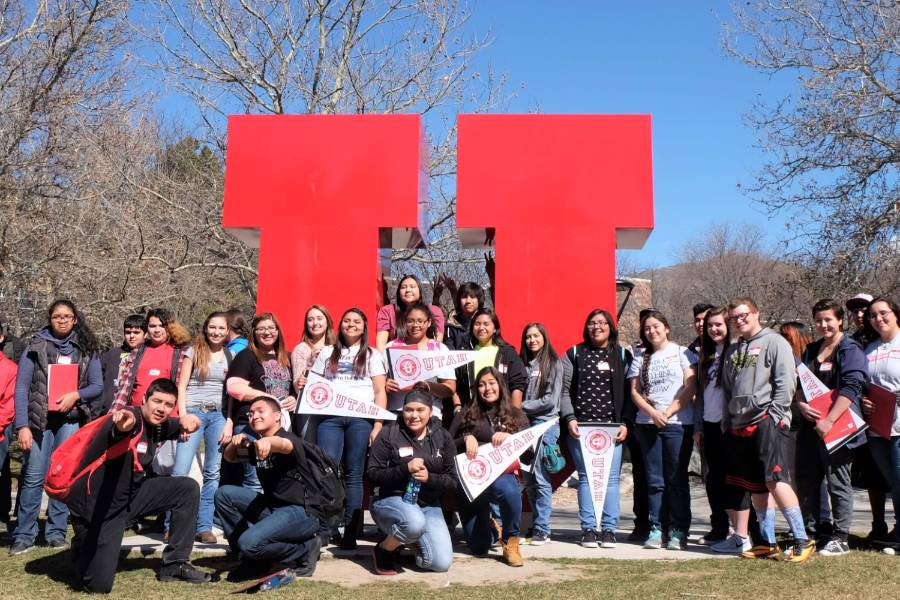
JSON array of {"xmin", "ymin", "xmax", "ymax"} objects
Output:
[
  {"xmin": 384, "ymin": 338, "xmax": 456, "ymax": 417},
  {"xmin": 703, "ymin": 347, "xmax": 726, "ymax": 424},
  {"xmin": 311, "ymin": 344, "xmax": 387, "ymax": 397},
  {"xmin": 865, "ymin": 334, "xmax": 900, "ymax": 437},
  {"xmin": 627, "ymin": 343, "xmax": 697, "ymax": 425}
]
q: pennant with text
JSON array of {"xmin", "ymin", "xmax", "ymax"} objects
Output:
[
  {"xmin": 578, "ymin": 422, "xmax": 621, "ymax": 521},
  {"xmin": 388, "ymin": 347, "xmax": 479, "ymax": 389},
  {"xmin": 298, "ymin": 372, "xmax": 396, "ymax": 421}
]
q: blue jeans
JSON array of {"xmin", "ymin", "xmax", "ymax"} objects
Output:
[
  {"xmin": 566, "ymin": 429, "xmax": 624, "ymax": 531},
  {"xmin": 230, "ymin": 423, "xmax": 261, "ymax": 492},
  {"xmin": 214, "ymin": 484, "xmax": 321, "ymax": 565},
  {"xmin": 14, "ymin": 421, "xmax": 79, "ymax": 544},
  {"xmin": 459, "ymin": 473, "xmax": 521, "ymax": 555},
  {"xmin": 524, "ymin": 421, "xmax": 559, "ymax": 535},
  {"xmin": 317, "ymin": 416, "xmax": 372, "ymax": 522},
  {"xmin": 869, "ymin": 435, "xmax": 900, "ymax": 542},
  {"xmin": 173, "ymin": 407, "xmax": 226, "ymax": 533},
  {"xmin": 636, "ymin": 423, "xmax": 693, "ymax": 532},
  {"xmin": 371, "ymin": 495, "xmax": 453, "ymax": 572}
]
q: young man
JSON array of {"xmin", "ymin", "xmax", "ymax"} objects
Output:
[
  {"xmin": 216, "ymin": 396, "xmax": 324, "ymax": 580},
  {"xmin": 689, "ymin": 303, "xmax": 713, "ymax": 356},
  {"xmin": 97, "ymin": 314, "xmax": 147, "ymax": 418},
  {"xmin": 66, "ymin": 379, "xmax": 208, "ymax": 593},
  {"xmin": 845, "ymin": 293, "xmax": 873, "ymax": 345},
  {"xmin": 721, "ymin": 297, "xmax": 815, "ymax": 562}
]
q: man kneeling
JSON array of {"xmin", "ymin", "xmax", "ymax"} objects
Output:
[
  {"xmin": 215, "ymin": 396, "xmax": 324, "ymax": 580},
  {"xmin": 68, "ymin": 379, "xmax": 208, "ymax": 593}
]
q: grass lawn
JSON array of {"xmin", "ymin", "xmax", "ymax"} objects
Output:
[{"xmin": 1, "ymin": 548, "xmax": 897, "ymax": 599}]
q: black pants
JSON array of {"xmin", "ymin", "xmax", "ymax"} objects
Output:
[
  {"xmin": 71, "ymin": 477, "xmax": 200, "ymax": 594},
  {"xmin": 626, "ymin": 422, "xmax": 649, "ymax": 530},
  {"xmin": 795, "ymin": 425, "xmax": 854, "ymax": 542},
  {"xmin": 702, "ymin": 421, "xmax": 731, "ymax": 534}
]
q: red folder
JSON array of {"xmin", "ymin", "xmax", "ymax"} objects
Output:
[
  {"xmin": 807, "ymin": 389, "xmax": 867, "ymax": 452},
  {"xmin": 47, "ymin": 364, "xmax": 79, "ymax": 411},
  {"xmin": 868, "ymin": 384, "xmax": 898, "ymax": 438}
]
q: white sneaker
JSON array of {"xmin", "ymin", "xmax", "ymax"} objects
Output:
[
  {"xmin": 882, "ymin": 546, "xmax": 896, "ymax": 556},
  {"xmin": 711, "ymin": 533, "xmax": 751, "ymax": 554}
]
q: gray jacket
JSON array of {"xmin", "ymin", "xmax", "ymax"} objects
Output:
[
  {"xmin": 522, "ymin": 357, "xmax": 561, "ymax": 420},
  {"xmin": 722, "ymin": 327, "xmax": 797, "ymax": 430}
]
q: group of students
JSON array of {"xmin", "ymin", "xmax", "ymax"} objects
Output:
[{"xmin": 0, "ymin": 276, "xmax": 898, "ymax": 593}]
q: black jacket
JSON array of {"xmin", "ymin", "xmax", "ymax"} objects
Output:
[
  {"xmin": 455, "ymin": 343, "xmax": 527, "ymax": 407},
  {"xmin": 98, "ymin": 346, "xmax": 129, "ymax": 419},
  {"xmin": 448, "ymin": 404, "xmax": 530, "ymax": 453},
  {"xmin": 366, "ymin": 417, "xmax": 457, "ymax": 507}
]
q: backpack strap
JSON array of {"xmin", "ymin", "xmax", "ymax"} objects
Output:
[{"xmin": 79, "ymin": 418, "xmax": 145, "ymax": 496}]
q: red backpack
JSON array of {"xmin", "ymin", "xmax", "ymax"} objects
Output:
[{"xmin": 44, "ymin": 413, "xmax": 144, "ymax": 501}]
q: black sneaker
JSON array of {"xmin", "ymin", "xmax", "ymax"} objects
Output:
[
  {"xmin": 8, "ymin": 541, "xmax": 33, "ymax": 556},
  {"xmin": 580, "ymin": 529, "xmax": 598, "ymax": 548},
  {"xmin": 226, "ymin": 560, "xmax": 272, "ymax": 582},
  {"xmin": 293, "ymin": 535, "xmax": 323, "ymax": 577},
  {"xmin": 600, "ymin": 529, "xmax": 617, "ymax": 548},
  {"xmin": 47, "ymin": 538, "xmax": 69, "ymax": 550},
  {"xmin": 157, "ymin": 561, "xmax": 211, "ymax": 584},
  {"xmin": 531, "ymin": 531, "xmax": 550, "ymax": 546},
  {"xmin": 372, "ymin": 544, "xmax": 399, "ymax": 576},
  {"xmin": 627, "ymin": 527, "xmax": 649, "ymax": 542}
]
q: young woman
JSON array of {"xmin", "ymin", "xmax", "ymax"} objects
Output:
[
  {"xmin": 225, "ymin": 309, "xmax": 250, "ymax": 354},
  {"xmin": 627, "ymin": 310, "xmax": 697, "ymax": 550},
  {"xmin": 10, "ymin": 300, "xmax": 103, "ymax": 555},
  {"xmin": 226, "ymin": 313, "xmax": 295, "ymax": 489},
  {"xmin": 519, "ymin": 323, "xmax": 562, "ymax": 546},
  {"xmin": 444, "ymin": 282, "xmax": 485, "ymax": 351},
  {"xmin": 794, "ymin": 299, "xmax": 867, "ymax": 556},
  {"xmin": 697, "ymin": 307, "xmax": 752, "ymax": 554},
  {"xmin": 862, "ymin": 297, "xmax": 900, "ymax": 554},
  {"xmin": 367, "ymin": 389, "xmax": 456, "ymax": 575},
  {"xmin": 110, "ymin": 308, "xmax": 192, "ymax": 411},
  {"xmin": 450, "ymin": 367, "xmax": 530, "ymax": 566},
  {"xmin": 310, "ymin": 308, "xmax": 388, "ymax": 550},
  {"xmin": 457, "ymin": 308, "xmax": 527, "ymax": 410},
  {"xmin": 560, "ymin": 309, "xmax": 631, "ymax": 548},
  {"xmin": 173, "ymin": 311, "xmax": 233, "ymax": 544},
  {"xmin": 376, "ymin": 275, "xmax": 445, "ymax": 351},
  {"xmin": 779, "ymin": 322, "xmax": 812, "ymax": 360},
  {"xmin": 291, "ymin": 305, "xmax": 336, "ymax": 441},
  {"xmin": 384, "ymin": 303, "xmax": 456, "ymax": 419}
]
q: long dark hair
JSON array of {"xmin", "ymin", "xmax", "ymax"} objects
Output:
[
  {"xmin": 699, "ymin": 306, "xmax": 729, "ymax": 389},
  {"xmin": 393, "ymin": 274, "xmax": 425, "ymax": 319},
  {"xmin": 863, "ymin": 296, "xmax": 900, "ymax": 342},
  {"xmin": 638, "ymin": 310, "xmax": 671, "ymax": 397},
  {"xmin": 453, "ymin": 282, "xmax": 485, "ymax": 322},
  {"xmin": 519, "ymin": 323, "xmax": 559, "ymax": 398},
  {"xmin": 47, "ymin": 299, "xmax": 99, "ymax": 357},
  {"xmin": 461, "ymin": 366, "xmax": 525, "ymax": 435},
  {"xmin": 401, "ymin": 302, "xmax": 438, "ymax": 341},
  {"xmin": 146, "ymin": 307, "xmax": 191, "ymax": 347},
  {"xmin": 467, "ymin": 308, "xmax": 507, "ymax": 347},
  {"xmin": 327, "ymin": 308, "xmax": 373, "ymax": 379},
  {"xmin": 581, "ymin": 308, "xmax": 618, "ymax": 346}
]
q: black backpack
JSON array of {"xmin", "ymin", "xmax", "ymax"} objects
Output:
[{"xmin": 278, "ymin": 438, "xmax": 345, "ymax": 528}]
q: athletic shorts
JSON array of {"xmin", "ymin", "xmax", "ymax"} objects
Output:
[{"xmin": 725, "ymin": 416, "xmax": 790, "ymax": 494}]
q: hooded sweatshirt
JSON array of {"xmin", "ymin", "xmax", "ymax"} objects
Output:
[{"xmin": 721, "ymin": 327, "xmax": 796, "ymax": 430}]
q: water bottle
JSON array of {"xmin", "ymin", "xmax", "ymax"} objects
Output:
[
  {"xmin": 402, "ymin": 476, "xmax": 421, "ymax": 504},
  {"xmin": 259, "ymin": 569, "xmax": 295, "ymax": 591}
]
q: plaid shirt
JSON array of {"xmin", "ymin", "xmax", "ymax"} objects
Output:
[{"xmin": 108, "ymin": 344, "xmax": 184, "ymax": 413}]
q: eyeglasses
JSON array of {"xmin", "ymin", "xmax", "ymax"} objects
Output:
[
  {"xmin": 731, "ymin": 312, "xmax": 751, "ymax": 322},
  {"xmin": 406, "ymin": 319, "xmax": 429, "ymax": 326},
  {"xmin": 868, "ymin": 311, "xmax": 893, "ymax": 320},
  {"xmin": 51, "ymin": 315, "xmax": 75, "ymax": 322},
  {"xmin": 587, "ymin": 322, "xmax": 609, "ymax": 329},
  {"xmin": 255, "ymin": 327, "xmax": 277, "ymax": 333}
]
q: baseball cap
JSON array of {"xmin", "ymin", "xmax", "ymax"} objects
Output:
[{"xmin": 846, "ymin": 293, "xmax": 873, "ymax": 310}]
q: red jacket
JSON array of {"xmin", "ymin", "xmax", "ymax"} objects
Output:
[{"xmin": 0, "ymin": 351, "xmax": 17, "ymax": 442}]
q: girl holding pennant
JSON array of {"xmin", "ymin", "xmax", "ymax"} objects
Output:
[
  {"xmin": 456, "ymin": 308, "xmax": 528, "ymax": 410},
  {"xmin": 449, "ymin": 367, "xmax": 530, "ymax": 567},
  {"xmin": 518, "ymin": 323, "xmax": 563, "ymax": 546},
  {"xmin": 310, "ymin": 308, "xmax": 388, "ymax": 550},
  {"xmin": 290, "ymin": 305, "xmax": 336, "ymax": 441},
  {"xmin": 627, "ymin": 310, "xmax": 697, "ymax": 551},
  {"xmin": 385, "ymin": 303, "xmax": 457, "ymax": 419},
  {"xmin": 861, "ymin": 297, "xmax": 900, "ymax": 555},
  {"xmin": 795, "ymin": 299, "xmax": 868, "ymax": 556},
  {"xmin": 560, "ymin": 309, "xmax": 632, "ymax": 549}
]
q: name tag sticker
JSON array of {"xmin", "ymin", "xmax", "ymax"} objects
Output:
[
  {"xmin": 148, "ymin": 369, "xmax": 161, "ymax": 376},
  {"xmin": 56, "ymin": 356, "xmax": 72, "ymax": 365},
  {"xmin": 531, "ymin": 369, "xmax": 541, "ymax": 377},
  {"xmin": 820, "ymin": 362, "xmax": 833, "ymax": 372},
  {"xmin": 597, "ymin": 361, "xmax": 611, "ymax": 371},
  {"xmin": 748, "ymin": 347, "xmax": 762, "ymax": 356},
  {"xmin": 136, "ymin": 442, "xmax": 148, "ymax": 454},
  {"xmin": 399, "ymin": 446, "xmax": 414, "ymax": 457}
]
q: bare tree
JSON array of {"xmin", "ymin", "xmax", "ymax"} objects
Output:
[{"xmin": 724, "ymin": 0, "xmax": 900, "ymax": 292}]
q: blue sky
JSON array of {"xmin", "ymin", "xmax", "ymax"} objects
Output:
[{"xmin": 465, "ymin": 1, "xmax": 797, "ymax": 268}]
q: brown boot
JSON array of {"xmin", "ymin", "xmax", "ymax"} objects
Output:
[{"xmin": 503, "ymin": 536, "xmax": 524, "ymax": 567}]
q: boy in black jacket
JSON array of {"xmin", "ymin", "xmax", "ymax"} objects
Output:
[{"xmin": 67, "ymin": 378, "xmax": 207, "ymax": 593}]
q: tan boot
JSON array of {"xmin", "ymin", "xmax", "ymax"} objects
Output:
[{"xmin": 503, "ymin": 536, "xmax": 524, "ymax": 567}]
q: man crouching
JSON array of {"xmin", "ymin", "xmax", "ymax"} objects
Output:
[
  {"xmin": 68, "ymin": 378, "xmax": 209, "ymax": 593},
  {"xmin": 216, "ymin": 396, "xmax": 324, "ymax": 581}
]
